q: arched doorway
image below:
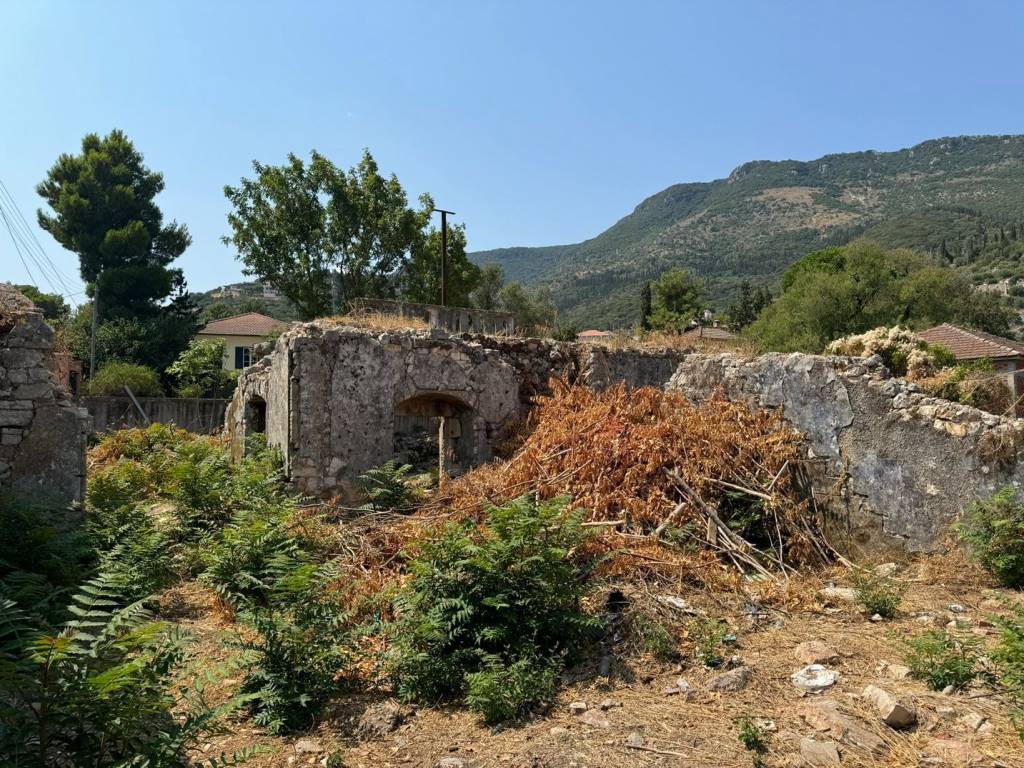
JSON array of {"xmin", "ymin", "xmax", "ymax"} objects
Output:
[{"xmin": 393, "ymin": 393, "xmax": 473, "ymax": 477}]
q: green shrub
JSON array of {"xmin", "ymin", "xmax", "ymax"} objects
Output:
[
  {"xmin": 87, "ymin": 361, "xmax": 164, "ymax": 396},
  {"xmin": 465, "ymin": 654, "xmax": 560, "ymax": 724},
  {"xmin": 958, "ymin": 487, "xmax": 1024, "ymax": 586},
  {"xmin": 0, "ymin": 573, "xmax": 254, "ymax": 767},
  {"xmin": 388, "ymin": 495, "xmax": 600, "ymax": 721},
  {"xmin": 234, "ymin": 562, "xmax": 351, "ymax": 734},
  {"xmin": 358, "ymin": 460, "xmax": 420, "ymax": 511},
  {"xmin": 905, "ymin": 630, "xmax": 980, "ymax": 691},
  {"xmin": 690, "ymin": 617, "xmax": 728, "ymax": 668},
  {"xmin": 852, "ymin": 569, "xmax": 906, "ymax": 618}
]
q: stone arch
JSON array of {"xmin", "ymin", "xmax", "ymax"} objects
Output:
[{"xmin": 393, "ymin": 392, "xmax": 475, "ymax": 476}]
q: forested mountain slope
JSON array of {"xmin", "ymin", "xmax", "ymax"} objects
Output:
[{"xmin": 471, "ymin": 135, "xmax": 1024, "ymax": 329}]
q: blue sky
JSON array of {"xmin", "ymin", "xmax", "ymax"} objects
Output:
[{"xmin": 3, "ymin": 0, "xmax": 1024, "ymax": 301}]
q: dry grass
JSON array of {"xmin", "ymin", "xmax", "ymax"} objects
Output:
[
  {"xmin": 319, "ymin": 311, "xmax": 431, "ymax": 332},
  {"xmin": 174, "ymin": 560, "xmax": 1024, "ymax": 768}
]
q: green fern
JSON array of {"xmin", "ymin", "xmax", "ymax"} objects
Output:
[{"xmin": 387, "ymin": 495, "xmax": 601, "ymax": 721}]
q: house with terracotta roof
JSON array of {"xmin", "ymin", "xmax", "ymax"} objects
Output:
[
  {"xmin": 917, "ymin": 323, "xmax": 1024, "ymax": 399},
  {"xmin": 197, "ymin": 312, "xmax": 289, "ymax": 371},
  {"xmin": 576, "ymin": 329, "xmax": 615, "ymax": 343}
]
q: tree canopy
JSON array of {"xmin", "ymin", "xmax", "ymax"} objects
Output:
[
  {"xmin": 36, "ymin": 129, "xmax": 191, "ymax": 319},
  {"xmin": 224, "ymin": 149, "xmax": 470, "ymax": 319},
  {"xmin": 647, "ymin": 268, "xmax": 704, "ymax": 333},
  {"xmin": 12, "ymin": 285, "xmax": 69, "ymax": 321},
  {"xmin": 35, "ymin": 129, "xmax": 196, "ymax": 373},
  {"xmin": 747, "ymin": 240, "xmax": 1016, "ymax": 352}
]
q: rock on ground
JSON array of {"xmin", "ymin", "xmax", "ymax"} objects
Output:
[
  {"xmin": 792, "ymin": 664, "xmax": 839, "ymax": 693},
  {"xmin": 795, "ymin": 640, "xmax": 840, "ymax": 665},
  {"xmin": 356, "ymin": 699, "xmax": 414, "ymax": 741},
  {"xmin": 800, "ymin": 737, "xmax": 841, "ymax": 766},
  {"xmin": 862, "ymin": 684, "xmax": 916, "ymax": 729},
  {"xmin": 706, "ymin": 666, "xmax": 752, "ymax": 692}
]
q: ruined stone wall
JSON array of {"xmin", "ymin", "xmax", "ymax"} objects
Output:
[
  {"xmin": 668, "ymin": 353, "xmax": 1024, "ymax": 555},
  {"xmin": 228, "ymin": 324, "xmax": 686, "ymax": 498},
  {"xmin": 0, "ymin": 285, "xmax": 90, "ymax": 505}
]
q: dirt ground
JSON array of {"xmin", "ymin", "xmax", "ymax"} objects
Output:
[{"xmin": 171, "ymin": 552, "xmax": 1024, "ymax": 768}]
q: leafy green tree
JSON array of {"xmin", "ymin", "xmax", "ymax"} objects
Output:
[
  {"xmin": 12, "ymin": 285, "xmax": 69, "ymax": 321},
  {"xmin": 648, "ymin": 268, "xmax": 703, "ymax": 332},
  {"xmin": 63, "ymin": 304, "xmax": 195, "ymax": 373},
  {"xmin": 167, "ymin": 338, "xmax": 236, "ymax": 398},
  {"xmin": 224, "ymin": 150, "xmax": 432, "ymax": 319},
  {"xmin": 748, "ymin": 240, "xmax": 1016, "ymax": 352},
  {"xmin": 470, "ymin": 263, "xmax": 505, "ymax": 311},
  {"xmin": 403, "ymin": 223, "xmax": 481, "ymax": 306},
  {"xmin": 498, "ymin": 282, "xmax": 557, "ymax": 335},
  {"xmin": 86, "ymin": 362, "xmax": 164, "ymax": 396},
  {"xmin": 35, "ymin": 129, "xmax": 195, "ymax": 371},
  {"xmin": 725, "ymin": 280, "xmax": 772, "ymax": 331}
]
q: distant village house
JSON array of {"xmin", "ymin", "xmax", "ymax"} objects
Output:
[
  {"xmin": 918, "ymin": 323, "xmax": 1024, "ymax": 400},
  {"xmin": 198, "ymin": 312, "xmax": 289, "ymax": 370}
]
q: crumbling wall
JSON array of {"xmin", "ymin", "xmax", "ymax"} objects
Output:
[
  {"xmin": 0, "ymin": 285, "xmax": 90, "ymax": 505},
  {"xmin": 228, "ymin": 324, "xmax": 686, "ymax": 498},
  {"xmin": 668, "ymin": 353, "xmax": 1024, "ymax": 554}
]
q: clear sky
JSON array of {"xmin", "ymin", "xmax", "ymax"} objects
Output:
[{"xmin": 3, "ymin": 0, "xmax": 1024, "ymax": 301}]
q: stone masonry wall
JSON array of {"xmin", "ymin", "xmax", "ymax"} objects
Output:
[
  {"xmin": 668, "ymin": 353, "xmax": 1024, "ymax": 555},
  {"xmin": 0, "ymin": 285, "xmax": 90, "ymax": 505},
  {"xmin": 227, "ymin": 323, "xmax": 686, "ymax": 499}
]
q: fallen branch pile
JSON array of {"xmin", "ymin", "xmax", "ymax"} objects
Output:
[{"xmin": 435, "ymin": 381, "xmax": 827, "ymax": 581}]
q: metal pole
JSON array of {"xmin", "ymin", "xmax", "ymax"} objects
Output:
[
  {"xmin": 440, "ymin": 210, "xmax": 448, "ymax": 306},
  {"xmin": 433, "ymin": 208, "xmax": 455, "ymax": 306}
]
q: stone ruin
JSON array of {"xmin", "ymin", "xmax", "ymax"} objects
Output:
[
  {"xmin": 228, "ymin": 320, "xmax": 1024, "ymax": 555},
  {"xmin": 0, "ymin": 284, "xmax": 90, "ymax": 505}
]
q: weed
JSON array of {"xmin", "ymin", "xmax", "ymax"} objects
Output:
[
  {"xmin": 736, "ymin": 715, "xmax": 770, "ymax": 765},
  {"xmin": 634, "ymin": 615, "xmax": 678, "ymax": 662},
  {"xmin": 905, "ymin": 630, "xmax": 980, "ymax": 691},
  {"xmin": 852, "ymin": 569, "xmax": 906, "ymax": 618},
  {"xmin": 958, "ymin": 487, "xmax": 1024, "ymax": 587},
  {"xmin": 992, "ymin": 605, "xmax": 1024, "ymax": 737},
  {"xmin": 690, "ymin": 617, "xmax": 728, "ymax": 668}
]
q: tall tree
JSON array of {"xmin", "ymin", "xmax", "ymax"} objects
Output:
[
  {"xmin": 470, "ymin": 263, "xmax": 505, "ymax": 311},
  {"xmin": 12, "ymin": 285, "xmax": 69, "ymax": 321},
  {"xmin": 403, "ymin": 223, "xmax": 481, "ymax": 306},
  {"xmin": 36, "ymin": 129, "xmax": 194, "ymax": 373},
  {"xmin": 639, "ymin": 281, "xmax": 653, "ymax": 331},
  {"xmin": 647, "ymin": 268, "xmax": 704, "ymax": 333},
  {"xmin": 223, "ymin": 149, "xmax": 432, "ymax": 319},
  {"xmin": 725, "ymin": 280, "xmax": 772, "ymax": 331}
]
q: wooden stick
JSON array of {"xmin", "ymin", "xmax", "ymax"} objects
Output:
[{"xmin": 623, "ymin": 743, "xmax": 688, "ymax": 757}]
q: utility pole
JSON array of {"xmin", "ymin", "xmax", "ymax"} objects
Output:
[{"xmin": 433, "ymin": 208, "xmax": 455, "ymax": 306}]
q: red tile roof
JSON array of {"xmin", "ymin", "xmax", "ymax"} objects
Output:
[
  {"xmin": 198, "ymin": 312, "xmax": 288, "ymax": 337},
  {"xmin": 917, "ymin": 323, "xmax": 1024, "ymax": 361},
  {"xmin": 577, "ymin": 329, "xmax": 614, "ymax": 339}
]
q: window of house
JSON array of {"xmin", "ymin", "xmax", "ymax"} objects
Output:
[{"xmin": 234, "ymin": 346, "xmax": 253, "ymax": 369}]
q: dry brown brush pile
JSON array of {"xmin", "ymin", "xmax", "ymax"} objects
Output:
[{"xmin": 433, "ymin": 381, "xmax": 823, "ymax": 582}]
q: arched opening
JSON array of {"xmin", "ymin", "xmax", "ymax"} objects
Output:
[
  {"xmin": 393, "ymin": 393, "xmax": 473, "ymax": 477},
  {"xmin": 245, "ymin": 395, "xmax": 267, "ymax": 435}
]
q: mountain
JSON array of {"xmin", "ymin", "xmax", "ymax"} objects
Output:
[
  {"xmin": 193, "ymin": 281, "xmax": 303, "ymax": 322},
  {"xmin": 470, "ymin": 135, "xmax": 1024, "ymax": 329}
]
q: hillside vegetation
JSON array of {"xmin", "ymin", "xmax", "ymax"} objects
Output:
[{"xmin": 471, "ymin": 135, "xmax": 1024, "ymax": 329}]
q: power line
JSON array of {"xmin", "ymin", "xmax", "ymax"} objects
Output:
[{"xmin": 0, "ymin": 205, "xmax": 40, "ymax": 288}]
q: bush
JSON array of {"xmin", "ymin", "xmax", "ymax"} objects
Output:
[
  {"xmin": 87, "ymin": 361, "xmax": 164, "ymax": 396},
  {"xmin": 826, "ymin": 326, "xmax": 950, "ymax": 379},
  {"xmin": 388, "ymin": 495, "xmax": 600, "ymax": 722},
  {"xmin": 234, "ymin": 562, "xmax": 351, "ymax": 734},
  {"xmin": 919, "ymin": 359, "xmax": 1013, "ymax": 415},
  {"xmin": 851, "ymin": 569, "xmax": 906, "ymax": 618},
  {"xmin": 737, "ymin": 715, "xmax": 770, "ymax": 763},
  {"xmin": 0, "ymin": 573, "xmax": 254, "ymax": 767},
  {"xmin": 905, "ymin": 630, "xmax": 980, "ymax": 691},
  {"xmin": 167, "ymin": 337, "xmax": 238, "ymax": 398},
  {"xmin": 957, "ymin": 487, "xmax": 1024, "ymax": 587}
]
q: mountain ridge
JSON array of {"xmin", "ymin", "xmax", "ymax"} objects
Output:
[{"xmin": 470, "ymin": 134, "xmax": 1024, "ymax": 329}]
